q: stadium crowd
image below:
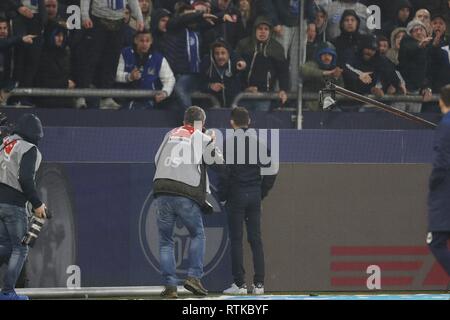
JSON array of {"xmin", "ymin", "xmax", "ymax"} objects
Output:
[{"xmin": 0, "ymin": 0, "xmax": 449, "ymax": 112}]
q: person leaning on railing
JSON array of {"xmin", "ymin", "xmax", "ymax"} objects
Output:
[
  {"xmin": 236, "ymin": 16, "xmax": 289, "ymax": 112},
  {"xmin": 0, "ymin": 17, "xmax": 36, "ymax": 106}
]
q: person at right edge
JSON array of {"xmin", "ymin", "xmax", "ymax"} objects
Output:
[
  {"xmin": 220, "ymin": 107, "xmax": 277, "ymax": 295},
  {"xmin": 0, "ymin": 114, "xmax": 46, "ymax": 300},
  {"xmin": 427, "ymin": 84, "xmax": 450, "ymax": 291}
]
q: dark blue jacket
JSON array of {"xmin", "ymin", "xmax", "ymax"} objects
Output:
[
  {"xmin": 218, "ymin": 129, "xmax": 277, "ymax": 202},
  {"xmin": 0, "ymin": 36, "xmax": 21, "ymax": 89},
  {"xmin": 428, "ymin": 112, "xmax": 450, "ymax": 232},
  {"xmin": 155, "ymin": 12, "xmax": 214, "ymax": 75}
]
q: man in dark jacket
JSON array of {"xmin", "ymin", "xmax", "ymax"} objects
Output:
[
  {"xmin": 398, "ymin": 19, "xmax": 434, "ymax": 112},
  {"xmin": 428, "ymin": 14, "xmax": 450, "ymax": 94},
  {"xmin": 236, "ymin": 16, "xmax": 288, "ymax": 111},
  {"xmin": 332, "ymin": 9, "xmax": 363, "ymax": 69},
  {"xmin": 209, "ymin": 0, "xmax": 244, "ymax": 50},
  {"xmin": 427, "ymin": 85, "xmax": 450, "ymax": 280},
  {"xmin": 343, "ymin": 35, "xmax": 404, "ymax": 98},
  {"xmin": 11, "ymin": 0, "xmax": 48, "ymax": 106},
  {"xmin": 381, "ymin": 0, "xmax": 413, "ymax": 38},
  {"xmin": 0, "ymin": 114, "xmax": 47, "ymax": 300},
  {"xmin": 201, "ymin": 39, "xmax": 246, "ymax": 108},
  {"xmin": 34, "ymin": 22, "xmax": 75, "ymax": 108},
  {"xmin": 220, "ymin": 107, "xmax": 277, "ymax": 295},
  {"xmin": 0, "ymin": 17, "xmax": 35, "ymax": 105},
  {"xmin": 153, "ymin": 4, "xmax": 219, "ymax": 110}
]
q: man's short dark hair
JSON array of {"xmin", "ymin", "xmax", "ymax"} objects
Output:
[
  {"xmin": 134, "ymin": 29, "xmax": 152, "ymax": 39},
  {"xmin": 377, "ymin": 35, "xmax": 389, "ymax": 43},
  {"xmin": 231, "ymin": 107, "xmax": 250, "ymax": 127},
  {"xmin": 441, "ymin": 85, "xmax": 450, "ymax": 107},
  {"xmin": 0, "ymin": 17, "xmax": 9, "ymax": 25},
  {"xmin": 184, "ymin": 106, "xmax": 206, "ymax": 125}
]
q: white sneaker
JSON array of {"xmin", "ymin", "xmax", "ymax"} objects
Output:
[
  {"xmin": 223, "ymin": 283, "xmax": 247, "ymax": 295},
  {"xmin": 251, "ymin": 283, "xmax": 264, "ymax": 295},
  {"xmin": 99, "ymin": 98, "xmax": 121, "ymax": 110},
  {"xmin": 75, "ymin": 97, "xmax": 87, "ymax": 109}
]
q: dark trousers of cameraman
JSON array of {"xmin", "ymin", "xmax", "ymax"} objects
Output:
[
  {"xmin": 12, "ymin": 15, "xmax": 44, "ymax": 89},
  {"xmin": 225, "ymin": 190, "xmax": 265, "ymax": 286},
  {"xmin": 75, "ymin": 17, "xmax": 125, "ymax": 89}
]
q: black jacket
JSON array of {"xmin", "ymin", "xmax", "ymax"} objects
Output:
[
  {"xmin": 398, "ymin": 35, "xmax": 431, "ymax": 92},
  {"xmin": 201, "ymin": 41, "xmax": 244, "ymax": 108},
  {"xmin": 344, "ymin": 37, "xmax": 401, "ymax": 94},
  {"xmin": 218, "ymin": 128, "xmax": 277, "ymax": 201},
  {"xmin": 428, "ymin": 112, "xmax": 450, "ymax": 232},
  {"xmin": 155, "ymin": 11, "xmax": 214, "ymax": 75},
  {"xmin": 236, "ymin": 16, "xmax": 289, "ymax": 92},
  {"xmin": 209, "ymin": 0, "xmax": 244, "ymax": 50},
  {"xmin": 381, "ymin": 0, "xmax": 412, "ymax": 38},
  {"xmin": 0, "ymin": 0, "xmax": 21, "ymax": 18},
  {"xmin": 0, "ymin": 36, "xmax": 21, "ymax": 89},
  {"xmin": 428, "ymin": 36, "xmax": 450, "ymax": 92},
  {"xmin": 34, "ymin": 24, "xmax": 72, "ymax": 108},
  {"xmin": 332, "ymin": 9, "xmax": 363, "ymax": 67}
]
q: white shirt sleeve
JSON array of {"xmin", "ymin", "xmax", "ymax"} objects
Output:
[
  {"xmin": 159, "ymin": 58, "xmax": 176, "ymax": 96},
  {"xmin": 116, "ymin": 53, "xmax": 130, "ymax": 83}
]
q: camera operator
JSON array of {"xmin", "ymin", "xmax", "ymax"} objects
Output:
[
  {"xmin": 153, "ymin": 106, "xmax": 223, "ymax": 299},
  {"xmin": 0, "ymin": 113, "xmax": 46, "ymax": 300}
]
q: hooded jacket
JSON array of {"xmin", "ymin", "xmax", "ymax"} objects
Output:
[
  {"xmin": 151, "ymin": 8, "xmax": 171, "ymax": 53},
  {"xmin": 236, "ymin": 16, "xmax": 289, "ymax": 92},
  {"xmin": 398, "ymin": 26, "xmax": 432, "ymax": 92},
  {"xmin": 0, "ymin": 114, "xmax": 44, "ymax": 209},
  {"xmin": 314, "ymin": 5, "xmax": 329, "ymax": 43},
  {"xmin": 382, "ymin": 0, "xmax": 413, "ymax": 38},
  {"xmin": 34, "ymin": 23, "xmax": 73, "ymax": 108},
  {"xmin": 332, "ymin": 9, "xmax": 363, "ymax": 67},
  {"xmin": 386, "ymin": 27, "xmax": 407, "ymax": 65},
  {"xmin": 343, "ymin": 35, "xmax": 400, "ymax": 94},
  {"xmin": 300, "ymin": 42, "xmax": 344, "ymax": 111},
  {"xmin": 201, "ymin": 39, "xmax": 244, "ymax": 108},
  {"xmin": 325, "ymin": 0, "xmax": 369, "ymax": 40}
]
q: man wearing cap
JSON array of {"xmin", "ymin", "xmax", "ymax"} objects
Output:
[
  {"xmin": 0, "ymin": 114, "xmax": 46, "ymax": 300},
  {"xmin": 398, "ymin": 19, "xmax": 434, "ymax": 112}
]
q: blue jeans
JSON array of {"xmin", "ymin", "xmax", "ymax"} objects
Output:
[
  {"xmin": 0, "ymin": 204, "xmax": 29, "ymax": 293},
  {"xmin": 174, "ymin": 74, "xmax": 200, "ymax": 110},
  {"xmin": 155, "ymin": 195, "xmax": 205, "ymax": 286}
]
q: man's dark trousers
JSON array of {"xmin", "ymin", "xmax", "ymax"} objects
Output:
[{"xmin": 226, "ymin": 189, "xmax": 264, "ymax": 286}]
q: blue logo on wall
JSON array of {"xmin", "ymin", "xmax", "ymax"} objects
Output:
[{"xmin": 138, "ymin": 187, "xmax": 229, "ymax": 277}]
